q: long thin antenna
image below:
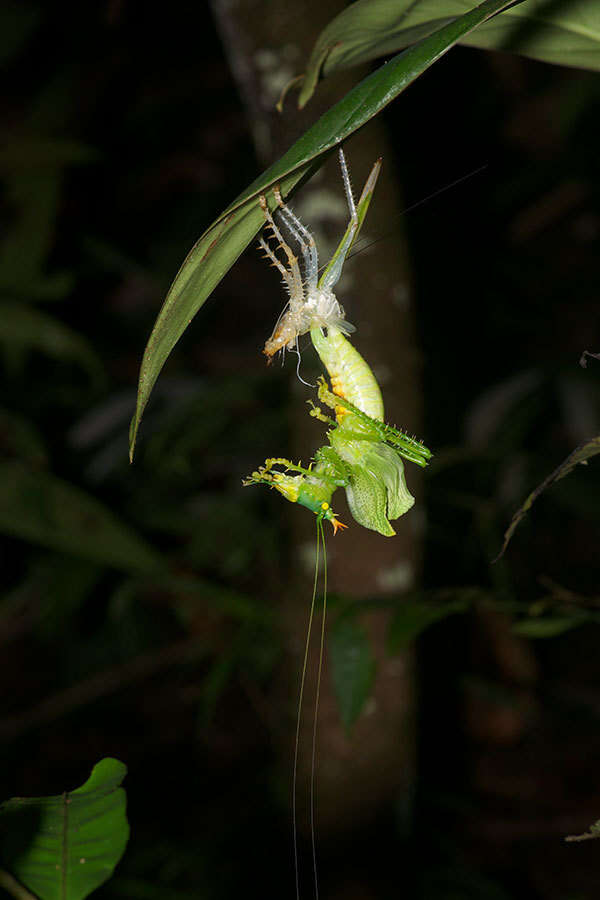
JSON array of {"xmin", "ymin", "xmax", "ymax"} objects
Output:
[
  {"xmin": 310, "ymin": 519, "xmax": 327, "ymax": 900},
  {"xmin": 293, "ymin": 519, "xmax": 321, "ymax": 900},
  {"xmin": 346, "ymin": 163, "xmax": 488, "ymax": 263}
]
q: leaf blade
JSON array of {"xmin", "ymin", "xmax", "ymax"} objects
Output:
[
  {"xmin": 299, "ymin": 0, "xmax": 600, "ymax": 105},
  {"xmin": 494, "ymin": 435, "xmax": 600, "ymax": 561},
  {"xmin": 129, "ymin": 0, "xmax": 521, "ymax": 458},
  {"xmin": 330, "ymin": 616, "xmax": 376, "ymax": 731},
  {"xmin": 0, "ymin": 758, "xmax": 129, "ymax": 900}
]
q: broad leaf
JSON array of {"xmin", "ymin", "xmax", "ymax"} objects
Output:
[
  {"xmin": 299, "ymin": 0, "xmax": 600, "ymax": 106},
  {"xmin": 0, "ymin": 758, "xmax": 129, "ymax": 900},
  {"xmin": 330, "ymin": 616, "xmax": 376, "ymax": 731},
  {"xmin": 129, "ymin": 0, "xmax": 521, "ymax": 458},
  {"xmin": 0, "ymin": 461, "xmax": 162, "ymax": 573},
  {"xmin": 494, "ymin": 435, "xmax": 600, "ymax": 560}
]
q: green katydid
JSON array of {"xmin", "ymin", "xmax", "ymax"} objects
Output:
[
  {"xmin": 243, "ymin": 148, "xmax": 431, "ymax": 900},
  {"xmin": 245, "ymin": 148, "xmax": 431, "ymax": 536}
]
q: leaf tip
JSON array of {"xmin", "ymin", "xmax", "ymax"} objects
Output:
[
  {"xmin": 491, "ymin": 544, "xmax": 506, "ymax": 565},
  {"xmin": 128, "ymin": 415, "xmax": 139, "ymax": 464},
  {"xmin": 276, "ymin": 74, "xmax": 305, "ymax": 113}
]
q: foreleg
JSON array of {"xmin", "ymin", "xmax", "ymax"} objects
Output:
[
  {"xmin": 274, "ymin": 187, "xmax": 319, "ymax": 293},
  {"xmin": 317, "ymin": 378, "xmax": 432, "ymax": 468}
]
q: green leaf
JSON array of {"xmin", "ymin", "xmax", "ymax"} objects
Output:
[
  {"xmin": 388, "ymin": 597, "xmax": 469, "ymax": 652},
  {"xmin": 0, "ymin": 461, "xmax": 162, "ymax": 573},
  {"xmin": 129, "ymin": 0, "xmax": 521, "ymax": 459},
  {"xmin": 0, "ymin": 758, "xmax": 129, "ymax": 900},
  {"xmin": 512, "ymin": 615, "xmax": 588, "ymax": 638},
  {"xmin": 299, "ymin": 0, "xmax": 600, "ymax": 105},
  {"xmin": 330, "ymin": 616, "xmax": 376, "ymax": 731},
  {"xmin": 494, "ymin": 435, "xmax": 600, "ymax": 560},
  {"xmin": 0, "ymin": 303, "xmax": 103, "ymax": 382}
]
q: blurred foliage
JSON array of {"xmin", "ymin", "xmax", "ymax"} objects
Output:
[
  {"xmin": 330, "ymin": 614, "xmax": 376, "ymax": 731},
  {"xmin": 1, "ymin": 2, "xmax": 600, "ymax": 900},
  {"xmin": 495, "ymin": 432, "xmax": 600, "ymax": 559}
]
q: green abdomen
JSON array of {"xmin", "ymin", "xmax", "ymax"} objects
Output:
[{"xmin": 310, "ymin": 326, "xmax": 384, "ymax": 421}]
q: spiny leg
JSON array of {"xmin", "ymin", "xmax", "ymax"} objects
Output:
[
  {"xmin": 255, "ymin": 455, "xmax": 344, "ymax": 487},
  {"xmin": 262, "ymin": 457, "xmax": 316, "ymax": 479},
  {"xmin": 271, "ymin": 459, "xmax": 340, "ymax": 487},
  {"xmin": 258, "ymin": 234, "xmax": 294, "ymax": 294},
  {"xmin": 274, "ymin": 187, "xmax": 319, "ymax": 293},
  {"xmin": 308, "ymin": 402, "xmax": 337, "ymax": 427},
  {"xmin": 259, "ymin": 196, "xmax": 296, "ymax": 331},
  {"xmin": 259, "ymin": 194, "xmax": 304, "ymax": 304},
  {"xmin": 260, "ymin": 193, "xmax": 309, "ymax": 358},
  {"xmin": 268, "ymin": 190, "xmax": 319, "ymax": 381},
  {"xmin": 319, "ymin": 150, "xmax": 382, "ymax": 290},
  {"xmin": 316, "ymin": 378, "xmax": 432, "ymax": 467},
  {"xmin": 338, "ymin": 146, "xmax": 357, "ymax": 223}
]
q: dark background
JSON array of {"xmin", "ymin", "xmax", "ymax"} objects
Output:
[{"xmin": 2, "ymin": 1, "xmax": 600, "ymax": 898}]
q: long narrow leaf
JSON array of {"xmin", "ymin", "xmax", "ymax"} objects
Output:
[
  {"xmin": 298, "ymin": 0, "xmax": 600, "ymax": 106},
  {"xmin": 494, "ymin": 435, "xmax": 600, "ymax": 561},
  {"xmin": 130, "ymin": 0, "xmax": 522, "ymax": 458}
]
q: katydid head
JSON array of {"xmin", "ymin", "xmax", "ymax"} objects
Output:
[
  {"xmin": 296, "ymin": 479, "xmax": 346, "ymax": 534},
  {"xmin": 318, "ymin": 503, "xmax": 348, "ymax": 535},
  {"xmin": 242, "ymin": 458, "xmax": 347, "ymax": 533}
]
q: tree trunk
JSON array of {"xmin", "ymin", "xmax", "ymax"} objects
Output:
[{"xmin": 211, "ymin": 0, "xmax": 423, "ymax": 889}]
